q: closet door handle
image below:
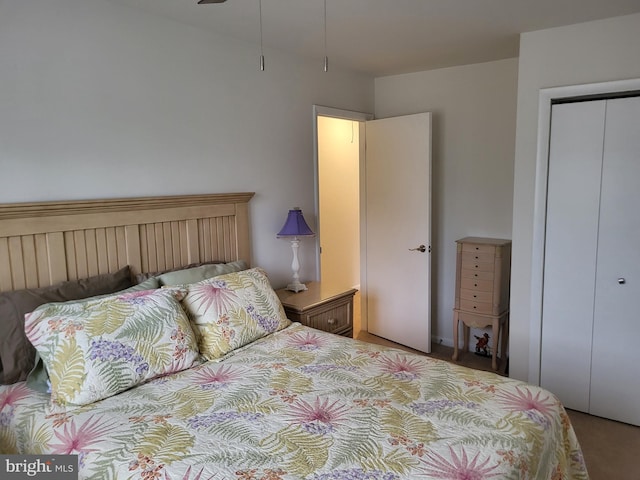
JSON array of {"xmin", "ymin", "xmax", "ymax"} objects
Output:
[{"xmin": 617, "ymin": 278, "xmax": 626, "ymax": 285}]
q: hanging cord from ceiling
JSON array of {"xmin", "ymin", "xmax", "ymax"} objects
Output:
[
  {"xmin": 323, "ymin": 0, "xmax": 328, "ymax": 72},
  {"xmin": 201, "ymin": 0, "xmax": 329, "ymax": 72},
  {"xmin": 259, "ymin": 0, "xmax": 265, "ymax": 71}
]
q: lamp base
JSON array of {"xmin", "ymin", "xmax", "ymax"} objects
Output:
[{"xmin": 286, "ymin": 281, "xmax": 308, "ymax": 293}]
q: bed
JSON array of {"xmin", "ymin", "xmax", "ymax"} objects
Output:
[{"xmin": 0, "ymin": 193, "xmax": 589, "ymax": 479}]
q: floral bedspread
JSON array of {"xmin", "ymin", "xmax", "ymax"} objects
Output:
[{"xmin": 1, "ymin": 323, "xmax": 588, "ymax": 479}]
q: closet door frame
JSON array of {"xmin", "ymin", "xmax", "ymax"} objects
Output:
[{"xmin": 529, "ymin": 78, "xmax": 640, "ymax": 385}]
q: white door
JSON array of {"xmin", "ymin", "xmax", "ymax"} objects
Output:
[
  {"xmin": 365, "ymin": 113, "xmax": 432, "ymax": 353},
  {"xmin": 589, "ymin": 97, "xmax": 640, "ymax": 425},
  {"xmin": 540, "ymin": 101, "xmax": 605, "ymax": 412}
]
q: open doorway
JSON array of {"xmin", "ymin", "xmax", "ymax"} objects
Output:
[
  {"xmin": 317, "ymin": 116, "xmax": 360, "ymax": 288},
  {"xmin": 314, "ymin": 106, "xmax": 372, "ymax": 336}
]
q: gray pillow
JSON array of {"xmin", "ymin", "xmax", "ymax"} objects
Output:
[
  {"xmin": 157, "ymin": 260, "xmax": 248, "ymax": 286},
  {"xmin": 0, "ymin": 266, "xmax": 133, "ymax": 384}
]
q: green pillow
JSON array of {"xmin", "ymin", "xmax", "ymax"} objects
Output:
[
  {"xmin": 158, "ymin": 260, "xmax": 248, "ymax": 286},
  {"xmin": 126, "ymin": 277, "xmax": 161, "ymax": 292},
  {"xmin": 134, "ymin": 261, "xmax": 225, "ymax": 284}
]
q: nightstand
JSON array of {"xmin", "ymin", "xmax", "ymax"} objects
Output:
[{"xmin": 276, "ymin": 282, "xmax": 357, "ymax": 338}]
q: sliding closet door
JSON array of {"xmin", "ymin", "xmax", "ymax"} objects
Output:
[
  {"xmin": 540, "ymin": 101, "xmax": 605, "ymax": 412},
  {"xmin": 542, "ymin": 96, "xmax": 640, "ymax": 426},
  {"xmin": 589, "ymin": 97, "xmax": 640, "ymax": 425}
]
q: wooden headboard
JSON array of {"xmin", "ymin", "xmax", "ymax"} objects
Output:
[{"xmin": 0, "ymin": 193, "xmax": 254, "ymax": 292}]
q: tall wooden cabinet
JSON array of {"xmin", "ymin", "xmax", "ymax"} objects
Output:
[
  {"xmin": 541, "ymin": 97, "xmax": 640, "ymax": 426},
  {"xmin": 452, "ymin": 237, "xmax": 511, "ymax": 371}
]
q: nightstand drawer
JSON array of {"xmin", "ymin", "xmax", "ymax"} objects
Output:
[{"xmin": 303, "ymin": 303, "xmax": 352, "ymax": 334}]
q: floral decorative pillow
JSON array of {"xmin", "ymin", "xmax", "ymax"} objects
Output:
[
  {"xmin": 25, "ymin": 288, "xmax": 200, "ymax": 410},
  {"xmin": 180, "ymin": 268, "xmax": 291, "ymax": 360}
]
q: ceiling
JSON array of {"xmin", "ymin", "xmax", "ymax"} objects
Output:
[{"xmin": 107, "ymin": 0, "xmax": 640, "ymax": 76}]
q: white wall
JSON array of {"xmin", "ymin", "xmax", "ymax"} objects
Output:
[
  {"xmin": 511, "ymin": 12, "xmax": 640, "ymax": 382},
  {"xmin": 374, "ymin": 58, "xmax": 518, "ymax": 346},
  {"xmin": 0, "ymin": 0, "xmax": 373, "ymax": 288}
]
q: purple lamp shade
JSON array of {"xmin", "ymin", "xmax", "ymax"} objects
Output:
[{"xmin": 277, "ymin": 208, "xmax": 315, "ymax": 237}]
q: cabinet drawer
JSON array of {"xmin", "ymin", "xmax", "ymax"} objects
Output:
[
  {"xmin": 460, "ymin": 298, "xmax": 493, "ymax": 314},
  {"xmin": 461, "ymin": 252, "xmax": 495, "ymax": 265},
  {"xmin": 461, "ymin": 268, "xmax": 494, "ymax": 281},
  {"xmin": 462, "ymin": 262, "xmax": 494, "ymax": 272},
  {"xmin": 303, "ymin": 304, "xmax": 351, "ymax": 334},
  {"xmin": 462, "ymin": 243, "xmax": 496, "ymax": 255},
  {"xmin": 461, "ymin": 277, "xmax": 494, "ymax": 292},
  {"xmin": 460, "ymin": 288, "xmax": 493, "ymax": 303}
]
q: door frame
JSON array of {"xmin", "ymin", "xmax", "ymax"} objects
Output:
[
  {"xmin": 529, "ymin": 78, "xmax": 640, "ymax": 385},
  {"xmin": 313, "ymin": 105, "xmax": 373, "ymax": 327}
]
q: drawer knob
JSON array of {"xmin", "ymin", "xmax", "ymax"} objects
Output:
[
  {"xmin": 327, "ymin": 318, "xmax": 336, "ymax": 325},
  {"xmin": 618, "ymin": 278, "xmax": 626, "ymax": 285}
]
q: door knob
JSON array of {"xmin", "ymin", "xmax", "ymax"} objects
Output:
[
  {"xmin": 409, "ymin": 244, "xmax": 427, "ymax": 253},
  {"xmin": 618, "ymin": 278, "xmax": 626, "ymax": 285}
]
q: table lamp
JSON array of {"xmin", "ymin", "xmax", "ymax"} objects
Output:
[{"xmin": 277, "ymin": 207, "xmax": 315, "ymax": 292}]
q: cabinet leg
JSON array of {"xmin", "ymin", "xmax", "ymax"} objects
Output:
[
  {"xmin": 452, "ymin": 311, "xmax": 459, "ymax": 361},
  {"xmin": 500, "ymin": 313, "xmax": 509, "ymax": 366},
  {"xmin": 491, "ymin": 319, "xmax": 499, "ymax": 371},
  {"xmin": 463, "ymin": 323, "xmax": 470, "ymax": 356}
]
